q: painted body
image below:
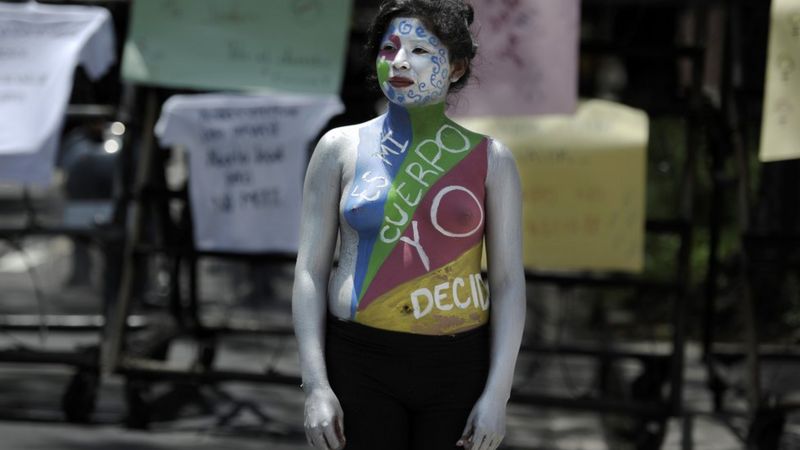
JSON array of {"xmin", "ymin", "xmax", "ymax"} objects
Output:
[
  {"xmin": 293, "ymin": 14, "xmax": 526, "ymax": 450},
  {"xmin": 339, "ymin": 104, "xmax": 490, "ymax": 334}
]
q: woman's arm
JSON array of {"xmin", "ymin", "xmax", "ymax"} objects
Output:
[
  {"xmin": 459, "ymin": 139, "xmax": 526, "ymax": 450},
  {"xmin": 292, "ymin": 129, "xmax": 346, "ymax": 450}
]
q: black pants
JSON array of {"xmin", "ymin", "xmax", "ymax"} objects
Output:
[{"xmin": 325, "ymin": 316, "xmax": 489, "ymax": 450}]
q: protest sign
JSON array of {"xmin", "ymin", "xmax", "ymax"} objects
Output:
[
  {"xmin": 450, "ymin": 0, "xmax": 580, "ymax": 117},
  {"xmin": 0, "ymin": 2, "xmax": 115, "ymax": 184},
  {"xmin": 122, "ymin": 0, "xmax": 352, "ymax": 95},
  {"xmin": 759, "ymin": 0, "xmax": 800, "ymax": 162},
  {"xmin": 459, "ymin": 100, "xmax": 648, "ymax": 272},
  {"xmin": 155, "ymin": 93, "xmax": 343, "ymax": 252}
]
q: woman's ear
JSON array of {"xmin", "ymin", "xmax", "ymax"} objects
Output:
[{"xmin": 450, "ymin": 58, "xmax": 467, "ymax": 83}]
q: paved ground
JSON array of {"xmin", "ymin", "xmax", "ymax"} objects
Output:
[{"xmin": 0, "ymin": 229, "xmax": 794, "ymax": 449}]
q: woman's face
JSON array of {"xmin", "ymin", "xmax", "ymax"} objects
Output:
[{"xmin": 376, "ymin": 17, "xmax": 453, "ymax": 108}]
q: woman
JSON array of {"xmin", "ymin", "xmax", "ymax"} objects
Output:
[{"xmin": 292, "ymin": 1, "xmax": 525, "ymax": 449}]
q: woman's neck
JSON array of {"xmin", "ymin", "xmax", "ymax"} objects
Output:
[{"xmin": 384, "ymin": 101, "xmax": 448, "ymax": 137}]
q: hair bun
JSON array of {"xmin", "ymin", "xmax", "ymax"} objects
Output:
[{"xmin": 464, "ymin": 4, "xmax": 474, "ymax": 26}]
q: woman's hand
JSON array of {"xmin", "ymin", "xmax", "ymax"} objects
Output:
[
  {"xmin": 457, "ymin": 392, "xmax": 507, "ymax": 450},
  {"xmin": 304, "ymin": 386, "xmax": 345, "ymax": 450}
]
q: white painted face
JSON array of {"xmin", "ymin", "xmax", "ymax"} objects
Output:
[{"xmin": 376, "ymin": 17, "xmax": 452, "ymax": 107}]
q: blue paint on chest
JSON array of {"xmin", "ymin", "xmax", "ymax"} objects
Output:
[{"xmin": 343, "ymin": 108, "xmax": 413, "ymax": 317}]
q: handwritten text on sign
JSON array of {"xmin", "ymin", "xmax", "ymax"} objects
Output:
[
  {"xmin": 199, "ymin": 110, "xmax": 289, "ymax": 215},
  {"xmin": 759, "ymin": 0, "xmax": 800, "ymax": 162},
  {"xmin": 458, "ymin": 100, "xmax": 649, "ymax": 272},
  {"xmin": 0, "ymin": 3, "xmax": 114, "ymax": 184},
  {"xmin": 155, "ymin": 94, "xmax": 343, "ymax": 253},
  {"xmin": 122, "ymin": 0, "xmax": 352, "ymax": 94},
  {"xmin": 450, "ymin": 0, "xmax": 579, "ymax": 117}
]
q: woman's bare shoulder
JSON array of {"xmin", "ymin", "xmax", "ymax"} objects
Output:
[
  {"xmin": 485, "ymin": 137, "xmax": 519, "ymax": 181},
  {"xmin": 314, "ymin": 117, "xmax": 382, "ymax": 160}
]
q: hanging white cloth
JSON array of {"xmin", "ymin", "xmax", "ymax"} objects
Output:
[
  {"xmin": 0, "ymin": 2, "xmax": 116, "ymax": 184},
  {"xmin": 155, "ymin": 93, "xmax": 343, "ymax": 253}
]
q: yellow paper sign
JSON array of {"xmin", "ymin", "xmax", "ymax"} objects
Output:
[
  {"xmin": 458, "ymin": 100, "xmax": 648, "ymax": 272},
  {"xmin": 760, "ymin": 0, "xmax": 800, "ymax": 162}
]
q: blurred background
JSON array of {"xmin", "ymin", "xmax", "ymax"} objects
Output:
[{"xmin": 0, "ymin": 0, "xmax": 798, "ymax": 449}]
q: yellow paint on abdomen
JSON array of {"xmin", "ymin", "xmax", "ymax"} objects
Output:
[{"xmin": 355, "ymin": 244, "xmax": 489, "ymax": 335}]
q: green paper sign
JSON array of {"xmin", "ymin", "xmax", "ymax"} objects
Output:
[{"xmin": 121, "ymin": 0, "xmax": 352, "ymax": 94}]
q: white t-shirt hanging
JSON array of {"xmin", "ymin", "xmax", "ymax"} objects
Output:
[
  {"xmin": 0, "ymin": 2, "xmax": 116, "ymax": 184},
  {"xmin": 155, "ymin": 93, "xmax": 343, "ymax": 253}
]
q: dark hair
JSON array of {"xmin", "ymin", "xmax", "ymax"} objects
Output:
[{"xmin": 365, "ymin": 0, "xmax": 477, "ymax": 93}]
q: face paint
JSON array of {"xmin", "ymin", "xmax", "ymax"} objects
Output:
[{"xmin": 377, "ymin": 17, "xmax": 452, "ymax": 108}]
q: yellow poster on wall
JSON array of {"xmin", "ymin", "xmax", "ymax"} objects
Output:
[
  {"xmin": 759, "ymin": 0, "xmax": 800, "ymax": 162},
  {"xmin": 457, "ymin": 100, "xmax": 648, "ymax": 272}
]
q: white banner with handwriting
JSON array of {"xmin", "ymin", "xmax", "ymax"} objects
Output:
[
  {"xmin": 155, "ymin": 93, "xmax": 343, "ymax": 253},
  {"xmin": 0, "ymin": 2, "xmax": 115, "ymax": 184}
]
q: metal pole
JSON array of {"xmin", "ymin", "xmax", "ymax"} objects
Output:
[{"xmin": 101, "ymin": 89, "xmax": 159, "ymax": 376}]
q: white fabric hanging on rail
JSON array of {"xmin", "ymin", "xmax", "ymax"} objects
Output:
[
  {"xmin": 155, "ymin": 93, "xmax": 343, "ymax": 253},
  {"xmin": 0, "ymin": 2, "xmax": 116, "ymax": 184}
]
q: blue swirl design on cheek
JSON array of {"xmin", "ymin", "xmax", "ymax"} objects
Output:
[
  {"xmin": 406, "ymin": 88, "xmax": 423, "ymax": 103},
  {"xmin": 429, "ymin": 55, "xmax": 444, "ymax": 89},
  {"xmin": 428, "ymin": 66, "xmax": 448, "ymax": 100},
  {"xmin": 398, "ymin": 20, "xmax": 412, "ymax": 34},
  {"xmin": 418, "ymin": 82, "xmax": 427, "ymax": 92}
]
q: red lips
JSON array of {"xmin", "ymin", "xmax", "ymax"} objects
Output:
[{"xmin": 388, "ymin": 77, "xmax": 414, "ymax": 88}]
